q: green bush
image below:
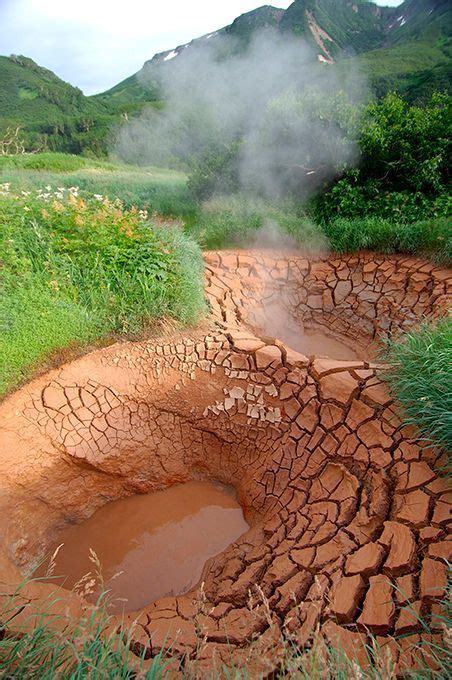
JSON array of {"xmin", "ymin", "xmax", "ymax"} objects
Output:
[
  {"xmin": 0, "ymin": 186, "xmax": 205, "ymax": 396},
  {"xmin": 315, "ymin": 92, "xmax": 451, "ymax": 222},
  {"xmin": 187, "ymin": 141, "xmax": 241, "ymax": 201},
  {"xmin": 382, "ymin": 319, "xmax": 452, "ymax": 452},
  {"xmin": 313, "ymin": 172, "xmax": 451, "ymax": 223}
]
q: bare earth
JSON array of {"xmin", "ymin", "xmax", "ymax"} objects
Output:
[{"xmin": 0, "ymin": 250, "xmax": 450, "ymax": 676}]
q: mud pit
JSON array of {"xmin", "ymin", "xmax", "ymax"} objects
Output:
[
  {"xmin": 37, "ymin": 481, "xmax": 249, "ymax": 613},
  {"xmin": 0, "ymin": 251, "xmax": 451, "ymax": 676}
]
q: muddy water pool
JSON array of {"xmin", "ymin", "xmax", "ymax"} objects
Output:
[
  {"xmin": 37, "ymin": 481, "xmax": 249, "ymax": 613},
  {"xmin": 248, "ymin": 305, "xmax": 376, "ymax": 360}
]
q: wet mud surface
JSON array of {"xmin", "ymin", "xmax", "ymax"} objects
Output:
[
  {"xmin": 0, "ymin": 250, "xmax": 450, "ymax": 676},
  {"xmin": 37, "ymin": 481, "xmax": 248, "ymax": 613}
]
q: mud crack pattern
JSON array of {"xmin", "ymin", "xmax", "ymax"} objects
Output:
[{"xmin": 0, "ymin": 251, "xmax": 450, "ymax": 676}]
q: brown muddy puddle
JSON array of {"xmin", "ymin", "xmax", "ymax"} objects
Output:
[
  {"xmin": 271, "ymin": 324, "xmax": 370, "ymax": 361},
  {"xmin": 248, "ymin": 310, "xmax": 374, "ymax": 360},
  {"xmin": 37, "ymin": 481, "xmax": 249, "ymax": 613}
]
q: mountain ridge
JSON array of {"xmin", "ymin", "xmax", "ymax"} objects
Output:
[
  {"xmin": 97, "ymin": 0, "xmax": 450, "ymax": 104},
  {"xmin": 0, "ymin": 0, "xmax": 450, "ymax": 154}
]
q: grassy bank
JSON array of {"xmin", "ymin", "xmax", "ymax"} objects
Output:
[
  {"xmin": 1, "ymin": 152, "xmax": 450, "ymax": 399},
  {"xmin": 324, "ymin": 215, "xmax": 451, "ymax": 265},
  {"xmin": 0, "ymin": 183, "xmax": 204, "ymax": 397},
  {"xmin": 1, "ymin": 153, "xmax": 450, "ymax": 264},
  {"xmin": 382, "ymin": 319, "xmax": 452, "ymax": 453},
  {"xmin": 185, "ymin": 194, "xmax": 329, "ymax": 252}
]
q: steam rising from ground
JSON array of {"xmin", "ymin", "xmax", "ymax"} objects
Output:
[{"xmin": 115, "ymin": 28, "xmax": 368, "ymax": 199}]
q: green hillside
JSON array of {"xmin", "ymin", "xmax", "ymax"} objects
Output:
[
  {"xmin": 0, "ymin": 55, "xmax": 115, "ymax": 154},
  {"xmin": 97, "ymin": 0, "xmax": 451, "ymax": 106},
  {"xmin": 94, "ymin": 72, "xmax": 160, "ymax": 107},
  {"xmin": 0, "ymin": 55, "xmax": 159, "ymax": 154},
  {"xmin": 280, "ymin": 0, "xmax": 391, "ymax": 56},
  {"xmin": 356, "ymin": 38, "xmax": 451, "ymax": 101},
  {"xmin": 0, "ymin": 0, "xmax": 450, "ymax": 154}
]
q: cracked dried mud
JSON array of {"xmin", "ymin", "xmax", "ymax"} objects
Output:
[{"xmin": 0, "ymin": 250, "xmax": 450, "ymax": 676}]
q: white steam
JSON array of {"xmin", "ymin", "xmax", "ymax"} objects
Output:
[{"xmin": 114, "ymin": 28, "xmax": 368, "ymax": 198}]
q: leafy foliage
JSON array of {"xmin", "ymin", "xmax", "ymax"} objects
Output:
[
  {"xmin": 313, "ymin": 92, "xmax": 451, "ymax": 223},
  {"xmin": 0, "ymin": 185, "xmax": 204, "ymax": 395},
  {"xmin": 187, "ymin": 142, "xmax": 241, "ymax": 201}
]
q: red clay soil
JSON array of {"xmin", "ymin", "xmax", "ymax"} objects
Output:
[{"xmin": 0, "ymin": 251, "xmax": 450, "ymax": 676}]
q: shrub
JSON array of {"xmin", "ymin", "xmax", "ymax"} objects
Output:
[
  {"xmin": 0, "ymin": 185, "xmax": 205, "ymax": 395},
  {"xmin": 187, "ymin": 141, "xmax": 241, "ymax": 201},
  {"xmin": 315, "ymin": 92, "xmax": 451, "ymax": 222}
]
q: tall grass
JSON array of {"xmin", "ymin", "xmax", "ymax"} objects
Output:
[
  {"xmin": 0, "ymin": 154, "xmax": 196, "ymax": 218},
  {"xmin": 186, "ymin": 194, "xmax": 328, "ymax": 252},
  {"xmin": 0, "ymin": 586, "xmax": 168, "ymax": 678},
  {"xmin": 0, "ymin": 152, "xmax": 116, "ymax": 173},
  {"xmin": 323, "ymin": 216, "xmax": 452, "ymax": 265},
  {"xmin": 382, "ymin": 319, "xmax": 452, "ymax": 452},
  {"xmin": 2, "ymin": 154, "xmax": 450, "ymax": 264}
]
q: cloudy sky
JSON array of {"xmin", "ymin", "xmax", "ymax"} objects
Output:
[{"xmin": 0, "ymin": 0, "xmax": 403, "ymax": 95}]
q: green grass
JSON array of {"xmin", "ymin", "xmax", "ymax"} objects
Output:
[
  {"xmin": 185, "ymin": 194, "xmax": 328, "ymax": 251},
  {"xmin": 0, "ymin": 152, "xmax": 117, "ymax": 172},
  {"xmin": 323, "ymin": 216, "xmax": 452, "ymax": 265},
  {"xmin": 382, "ymin": 319, "xmax": 452, "ymax": 452},
  {"xmin": 0, "ymin": 185, "xmax": 205, "ymax": 397},
  {"xmin": 354, "ymin": 39, "xmax": 451, "ymax": 102},
  {"xmin": 0, "ymin": 584, "xmax": 168, "ymax": 678},
  {"xmin": 0, "ymin": 154, "xmax": 196, "ymax": 217}
]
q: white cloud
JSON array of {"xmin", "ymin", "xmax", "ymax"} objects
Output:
[{"xmin": 0, "ymin": 0, "xmax": 403, "ymax": 95}]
